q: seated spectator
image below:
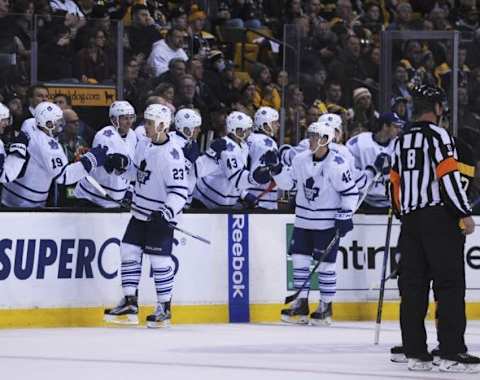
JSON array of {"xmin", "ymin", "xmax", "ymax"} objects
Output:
[
  {"xmin": 392, "ymin": 64, "xmax": 413, "ymax": 120},
  {"xmin": 312, "ymin": 81, "xmax": 344, "ymax": 114},
  {"xmin": 251, "ymin": 63, "xmax": 280, "ymax": 111},
  {"xmin": 147, "ymin": 27, "xmax": 188, "ymax": 77},
  {"xmin": 23, "ymin": 84, "xmax": 49, "ymax": 120},
  {"xmin": 153, "ymin": 58, "xmax": 187, "ymax": 88},
  {"xmin": 59, "ymin": 109, "xmax": 89, "ymax": 163},
  {"xmin": 359, "ymin": 1, "xmax": 383, "ymax": 33},
  {"xmin": 347, "ymin": 87, "xmax": 378, "ymax": 135},
  {"xmin": 286, "ymin": 84, "xmax": 307, "ymax": 141},
  {"xmin": 153, "ymin": 82, "xmax": 175, "ymax": 105},
  {"xmin": 302, "ymin": 64, "xmax": 328, "ymax": 106},
  {"xmin": 232, "ymin": 81, "xmax": 256, "ymax": 118},
  {"xmin": 174, "ymin": 74, "xmax": 207, "ymax": 124},
  {"xmin": 124, "ymin": 57, "xmax": 148, "ymax": 112},
  {"xmin": 53, "ymin": 93, "xmax": 72, "ymax": 110},
  {"xmin": 38, "ymin": 25, "xmax": 75, "ymax": 82},
  {"xmin": 387, "ymin": 1, "xmax": 414, "ymax": 31},
  {"xmin": 74, "ymin": 29, "xmax": 112, "ymax": 83},
  {"xmin": 126, "ymin": 4, "xmax": 162, "ymax": 60},
  {"xmin": 188, "ymin": 5, "xmax": 216, "ymax": 57},
  {"xmin": 188, "ymin": 57, "xmax": 220, "ymax": 112},
  {"xmin": 203, "ymin": 51, "xmax": 240, "ymax": 106}
]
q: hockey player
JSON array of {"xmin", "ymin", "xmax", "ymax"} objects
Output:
[
  {"xmin": 171, "ymin": 108, "xmax": 202, "ymax": 207},
  {"xmin": 104, "ymin": 104, "xmax": 188, "ymax": 328},
  {"xmin": 0, "ymin": 103, "xmax": 29, "ymax": 184},
  {"xmin": 193, "ymin": 111, "xmax": 260, "ymax": 209},
  {"xmin": 246, "ymin": 107, "xmax": 280, "ymax": 210},
  {"xmin": 74, "ymin": 101, "xmax": 138, "ymax": 207},
  {"xmin": 1, "ymin": 102, "xmax": 108, "ymax": 207},
  {"xmin": 270, "ymin": 121, "xmax": 359, "ymax": 324},
  {"xmin": 346, "ymin": 112, "xmax": 403, "ymax": 209}
]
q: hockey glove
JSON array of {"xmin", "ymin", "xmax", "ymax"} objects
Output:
[
  {"xmin": 183, "ymin": 141, "xmax": 200, "ymax": 164},
  {"xmin": 252, "ymin": 165, "xmax": 272, "ymax": 185},
  {"xmin": 119, "ymin": 190, "xmax": 133, "ymax": 209},
  {"xmin": 0, "ymin": 153, "xmax": 4, "ymax": 171},
  {"xmin": 80, "ymin": 145, "xmax": 108, "ymax": 173},
  {"xmin": 240, "ymin": 191, "xmax": 258, "ymax": 209},
  {"xmin": 369, "ymin": 153, "xmax": 391, "ymax": 176},
  {"xmin": 270, "ymin": 162, "xmax": 283, "ymax": 176},
  {"xmin": 335, "ymin": 209, "xmax": 353, "ymax": 238},
  {"xmin": 150, "ymin": 209, "xmax": 172, "ymax": 230},
  {"xmin": 207, "ymin": 138, "xmax": 227, "ymax": 160},
  {"xmin": 105, "ymin": 153, "xmax": 130, "ymax": 174},
  {"xmin": 8, "ymin": 131, "xmax": 29, "ymax": 159},
  {"xmin": 260, "ymin": 149, "xmax": 279, "ymax": 167}
]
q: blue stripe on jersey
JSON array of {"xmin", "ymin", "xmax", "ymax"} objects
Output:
[
  {"xmin": 200, "ymin": 178, "xmax": 239, "ymax": 199},
  {"xmin": 132, "ymin": 201, "xmax": 155, "ymax": 213},
  {"xmin": 342, "ymin": 192, "xmax": 359, "ymax": 196},
  {"xmin": 2, "ymin": 186, "xmax": 46, "ymax": 203},
  {"xmin": 194, "ymin": 186, "xmax": 225, "ymax": 207},
  {"xmin": 167, "ymin": 185, "xmax": 189, "ymax": 191},
  {"xmin": 12, "ymin": 180, "xmax": 49, "ymax": 194},
  {"xmin": 169, "ymin": 191, "xmax": 188, "ymax": 201},
  {"xmin": 52, "ymin": 164, "xmax": 68, "ymax": 183},
  {"xmin": 234, "ymin": 169, "xmax": 248, "ymax": 188},
  {"xmin": 134, "ymin": 191, "xmax": 165, "ymax": 204},
  {"xmin": 228, "ymin": 169, "xmax": 242, "ymax": 181},
  {"xmin": 340, "ymin": 184, "xmax": 356, "ymax": 194},
  {"xmin": 295, "ymin": 215, "xmax": 336, "ymax": 221},
  {"xmin": 296, "ymin": 204, "xmax": 340, "ymax": 212},
  {"xmin": 101, "ymin": 183, "xmax": 128, "ymax": 192}
]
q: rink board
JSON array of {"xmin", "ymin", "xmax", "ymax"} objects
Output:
[{"xmin": 0, "ymin": 212, "xmax": 479, "ymax": 328}]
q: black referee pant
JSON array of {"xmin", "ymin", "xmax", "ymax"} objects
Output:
[{"xmin": 398, "ymin": 205, "xmax": 467, "ymax": 358}]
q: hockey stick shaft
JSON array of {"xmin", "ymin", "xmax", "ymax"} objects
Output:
[
  {"xmin": 285, "ymin": 230, "xmax": 339, "ymax": 304},
  {"xmin": 354, "ymin": 172, "xmax": 381, "ymax": 213},
  {"xmin": 85, "ymin": 176, "xmax": 211, "ymax": 245},
  {"xmin": 374, "ymin": 208, "xmax": 394, "ymax": 345},
  {"xmin": 256, "ymin": 180, "xmax": 276, "ymax": 201}
]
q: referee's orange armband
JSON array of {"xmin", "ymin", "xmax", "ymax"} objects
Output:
[{"xmin": 436, "ymin": 157, "xmax": 458, "ymax": 178}]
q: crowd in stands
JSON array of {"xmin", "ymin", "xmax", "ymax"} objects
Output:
[{"xmin": 1, "ymin": 0, "xmax": 480, "ymax": 206}]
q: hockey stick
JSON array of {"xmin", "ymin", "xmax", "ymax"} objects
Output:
[
  {"xmin": 284, "ymin": 230, "xmax": 339, "ymax": 304},
  {"xmin": 85, "ymin": 176, "xmax": 211, "ymax": 245},
  {"xmin": 355, "ymin": 172, "xmax": 382, "ymax": 212},
  {"xmin": 256, "ymin": 180, "xmax": 277, "ymax": 201},
  {"xmin": 368, "ymin": 267, "xmax": 399, "ymax": 291},
  {"xmin": 374, "ymin": 208, "xmax": 394, "ymax": 345}
]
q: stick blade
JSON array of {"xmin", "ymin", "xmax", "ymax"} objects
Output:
[{"xmin": 285, "ymin": 292, "xmax": 298, "ymax": 305}]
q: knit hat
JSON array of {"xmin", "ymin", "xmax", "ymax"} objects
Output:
[
  {"xmin": 353, "ymin": 87, "xmax": 372, "ymax": 104},
  {"xmin": 188, "ymin": 5, "xmax": 206, "ymax": 22}
]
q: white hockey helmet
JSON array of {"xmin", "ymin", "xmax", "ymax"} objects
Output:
[
  {"xmin": 307, "ymin": 121, "xmax": 335, "ymax": 153},
  {"xmin": 0, "ymin": 102, "xmax": 11, "ymax": 129},
  {"xmin": 174, "ymin": 108, "xmax": 202, "ymax": 140},
  {"xmin": 226, "ymin": 111, "xmax": 252, "ymax": 140},
  {"xmin": 254, "ymin": 106, "xmax": 279, "ymax": 136},
  {"xmin": 144, "ymin": 103, "xmax": 172, "ymax": 141},
  {"xmin": 318, "ymin": 113, "xmax": 342, "ymax": 133},
  {"xmin": 35, "ymin": 102, "xmax": 64, "ymax": 137},
  {"xmin": 109, "ymin": 100, "xmax": 136, "ymax": 127}
]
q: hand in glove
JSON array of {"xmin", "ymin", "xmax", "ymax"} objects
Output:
[
  {"xmin": 367, "ymin": 153, "xmax": 391, "ymax": 176},
  {"xmin": 105, "ymin": 153, "xmax": 130, "ymax": 174},
  {"xmin": 8, "ymin": 131, "xmax": 29, "ymax": 159},
  {"xmin": 183, "ymin": 141, "xmax": 200, "ymax": 164},
  {"xmin": 335, "ymin": 209, "xmax": 353, "ymax": 238},
  {"xmin": 252, "ymin": 165, "xmax": 272, "ymax": 185},
  {"xmin": 150, "ymin": 209, "xmax": 172, "ymax": 230},
  {"xmin": 240, "ymin": 192, "xmax": 258, "ymax": 209},
  {"xmin": 207, "ymin": 138, "xmax": 227, "ymax": 160},
  {"xmin": 80, "ymin": 145, "xmax": 108, "ymax": 172},
  {"xmin": 260, "ymin": 150, "xmax": 279, "ymax": 167}
]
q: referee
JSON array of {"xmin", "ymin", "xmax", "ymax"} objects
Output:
[{"xmin": 389, "ymin": 84, "xmax": 479, "ymax": 372}]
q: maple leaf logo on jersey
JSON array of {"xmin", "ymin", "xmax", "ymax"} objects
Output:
[
  {"xmin": 137, "ymin": 160, "xmax": 151, "ymax": 186},
  {"xmin": 334, "ymin": 155, "xmax": 344, "ymax": 165},
  {"xmin": 303, "ymin": 177, "xmax": 319, "ymax": 202},
  {"xmin": 170, "ymin": 148, "xmax": 180, "ymax": 160},
  {"xmin": 264, "ymin": 138, "xmax": 273, "ymax": 147},
  {"xmin": 226, "ymin": 143, "xmax": 235, "ymax": 152},
  {"xmin": 103, "ymin": 129, "xmax": 114, "ymax": 137},
  {"xmin": 48, "ymin": 140, "xmax": 59, "ymax": 150}
]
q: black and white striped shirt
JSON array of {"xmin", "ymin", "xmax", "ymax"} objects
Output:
[{"xmin": 390, "ymin": 121, "xmax": 471, "ymax": 217}]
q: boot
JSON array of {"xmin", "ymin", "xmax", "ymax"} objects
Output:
[
  {"xmin": 280, "ymin": 298, "xmax": 309, "ymax": 324},
  {"xmin": 104, "ymin": 295, "xmax": 138, "ymax": 324},
  {"xmin": 390, "ymin": 345, "xmax": 407, "ymax": 363},
  {"xmin": 310, "ymin": 301, "xmax": 332, "ymax": 326}
]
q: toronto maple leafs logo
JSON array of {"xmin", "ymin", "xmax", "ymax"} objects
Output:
[
  {"xmin": 170, "ymin": 148, "xmax": 180, "ymax": 160},
  {"xmin": 103, "ymin": 129, "xmax": 114, "ymax": 137},
  {"xmin": 264, "ymin": 138, "xmax": 273, "ymax": 147},
  {"xmin": 48, "ymin": 140, "xmax": 59, "ymax": 150},
  {"xmin": 184, "ymin": 113, "xmax": 190, "ymax": 119},
  {"xmin": 226, "ymin": 142, "xmax": 235, "ymax": 152},
  {"xmin": 334, "ymin": 155, "xmax": 344, "ymax": 164},
  {"xmin": 303, "ymin": 177, "xmax": 320, "ymax": 202},
  {"xmin": 237, "ymin": 114, "xmax": 243, "ymax": 120},
  {"xmin": 137, "ymin": 160, "xmax": 151, "ymax": 186}
]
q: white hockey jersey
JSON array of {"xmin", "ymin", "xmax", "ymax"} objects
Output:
[
  {"xmin": 128, "ymin": 135, "xmax": 188, "ymax": 222},
  {"xmin": 246, "ymin": 132, "xmax": 278, "ymax": 209},
  {"xmin": 193, "ymin": 135, "xmax": 254, "ymax": 208},
  {"xmin": 2, "ymin": 127, "xmax": 90, "ymax": 207},
  {"xmin": 0, "ymin": 141, "xmax": 26, "ymax": 184},
  {"xmin": 273, "ymin": 149, "xmax": 359, "ymax": 230},
  {"xmin": 74, "ymin": 126, "xmax": 137, "ymax": 207},
  {"xmin": 346, "ymin": 132, "xmax": 395, "ymax": 208},
  {"xmin": 134, "ymin": 125, "xmax": 146, "ymax": 140}
]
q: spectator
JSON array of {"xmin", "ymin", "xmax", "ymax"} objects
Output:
[
  {"xmin": 251, "ymin": 63, "xmax": 281, "ymax": 111},
  {"xmin": 4, "ymin": 94, "xmax": 24, "ymax": 138},
  {"xmin": 23, "ymin": 84, "xmax": 49, "ymax": 120},
  {"xmin": 124, "ymin": 57, "xmax": 148, "ymax": 112},
  {"xmin": 147, "ymin": 27, "xmax": 188, "ymax": 77},
  {"xmin": 174, "ymin": 74, "xmax": 207, "ymax": 122},
  {"xmin": 59, "ymin": 109, "xmax": 89, "ymax": 163},
  {"xmin": 387, "ymin": 1, "xmax": 413, "ymax": 31},
  {"xmin": 127, "ymin": 4, "xmax": 161, "ymax": 60},
  {"xmin": 392, "ymin": 64, "xmax": 413, "ymax": 120},
  {"xmin": 305, "ymin": 105, "xmax": 320, "ymax": 135},
  {"xmin": 391, "ymin": 96, "xmax": 409, "ymax": 122},
  {"xmin": 170, "ymin": 6, "xmax": 188, "ymax": 31},
  {"xmin": 228, "ymin": 0, "xmax": 263, "ymax": 29},
  {"xmin": 302, "ymin": 64, "xmax": 328, "ymax": 106},
  {"xmin": 306, "ymin": 0, "xmax": 326, "ymax": 29},
  {"xmin": 53, "ymin": 93, "xmax": 72, "ymax": 110},
  {"xmin": 74, "ymin": 29, "xmax": 112, "ymax": 83},
  {"xmin": 313, "ymin": 81, "xmax": 344, "ymax": 113},
  {"xmin": 232, "ymin": 81, "xmax": 257, "ymax": 118},
  {"xmin": 153, "ymin": 82, "xmax": 175, "ymax": 105},
  {"xmin": 458, "ymin": 86, "xmax": 479, "ymax": 131},
  {"xmin": 286, "ymin": 84, "xmax": 307, "ymax": 142},
  {"xmin": 188, "ymin": 57, "xmax": 220, "ymax": 112},
  {"xmin": 283, "ymin": 0, "xmax": 304, "ymax": 24},
  {"xmin": 188, "ymin": 5, "xmax": 216, "ymax": 57},
  {"xmin": 12, "ymin": 0, "xmax": 34, "ymax": 52},
  {"xmin": 348, "ymin": 87, "xmax": 378, "ymax": 134},
  {"xmin": 359, "ymin": 1, "xmax": 383, "ymax": 33},
  {"xmin": 436, "ymin": 44, "xmax": 471, "ymax": 91},
  {"xmin": 455, "ymin": 2, "xmax": 479, "ymax": 38},
  {"xmin": 204, "ymin": 50, "xmax": 240, "ymax": 106},
  {"xmin": 154, "ymin": 58, "xmax": 187, "ymax": 87},
  {"xmin": 360, "ymin": 46, "xmax": 380, "ymax": 84},
  {"xmin": 38, "ymin": 25, "xmax": 75, "ymax": 82}
]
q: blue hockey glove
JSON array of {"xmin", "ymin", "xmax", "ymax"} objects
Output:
[
  {"xmin": 207, "ymin": 138, "xmax": 227, "ymax": 160},
  {"xmin": 335, "ymin": 209, "xmax": 353, "ymax": 238},
  {"xmin": 8, "ymin": 131, "xmax": 29, "ymax": 159},
  {"xmin": 270, "ymin": 162, "xmax": 283, "ymax": 176},
  {"xmin": 372, "ymin": 153, "xmax": 391, "ymax": 175},
  {"xmin": 120, "ymin": 190, "xmax": 132, "ymax": 209},
  {"xmin": 105, "ymin": 153, "xmax": 129, "ymax": 174},
  {"xmin": 183, "ymin": 141, "xmax": 200, "ymax": 164},
  {"xmin": 80, "ymin": 145, "xmax": 108, "ymax": 172},
  {"xmin": 260, "ymin": 150, "xmax": 279, "ymax": 166},
  {"xmin": 252, "ymin": 165, "xmax": 272, "ymax": 185},
  {"xmin": 241, "ymin": 192, "xmax": 258, "ymax": 209}
]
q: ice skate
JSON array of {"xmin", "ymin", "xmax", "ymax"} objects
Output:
[
  {"xmin": 439, "ymin": 353, "xmax": 480, "ymax": 373},
  {"xmin": 280, "ymin": 298, "xmax": 309, "ymax": 324},
  {"xmin": 104, "ymin": 295, "xmax": 138, "ymax": 325},
  {"xmin": 390, "ymin": 345, "xmax": 407, "ymax": 363},
  {"xmin": 309, "ymin": 301, "xmax": 332, "ymax": 326},
  {"xmin": 146, "ymin": 302, "xmax": 171, "ymax": 328},
  {"xmin": 407, "ymin": 353, "xmax": 433, "ymax": 371},
  {"xmin": 430, "ymin": 346, "xmax": 441, "ymax": 366}
]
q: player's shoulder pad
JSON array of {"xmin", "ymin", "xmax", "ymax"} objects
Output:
[{"xmin": 98, "ymin": 126, "xmax": 115, "ymax": 138}]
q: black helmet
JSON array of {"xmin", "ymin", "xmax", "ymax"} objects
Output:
[{"xmin": 410, "ymin": 84, "xmax": 446, "ymax": 105}]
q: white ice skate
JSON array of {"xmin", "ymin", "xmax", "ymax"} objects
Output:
[{"xmin": 439, "ymin": 353, "xmax": 480, "ymax": 373}]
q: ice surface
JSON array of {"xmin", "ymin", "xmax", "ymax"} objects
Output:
[{"xmin": 1, "ymin": 321, "xmax": 479, "ymax": 380}]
